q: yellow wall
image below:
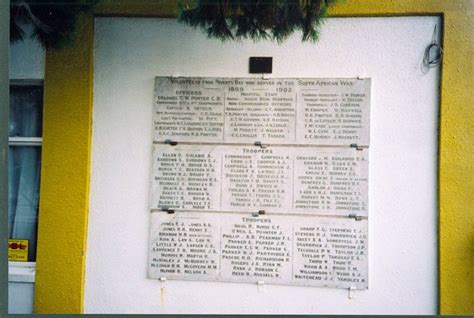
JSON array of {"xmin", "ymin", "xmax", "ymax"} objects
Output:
[
  {"xmin": 35, "ymin": 0, "xmax": 473, "ymax": 314},
  {"xmin": 34, "ymin": 15, "xmax": 94, "ymax": 314}
]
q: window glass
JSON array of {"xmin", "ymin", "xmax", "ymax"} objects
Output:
[
  {"xmin": 8, "ymin": 84, "xmax": 43, "ymax": 262},
  {"xmin": 9, "ymin": 85, "xmax": 43, "ymax": 138},
  {"xmin": 8, "ymin": 147, "xmax": 41, "ymax": 261}
]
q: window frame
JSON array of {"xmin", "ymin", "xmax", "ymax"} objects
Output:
[{"xmin": 8, "ymin": 78, "xmax": 44, "ymax": 283}]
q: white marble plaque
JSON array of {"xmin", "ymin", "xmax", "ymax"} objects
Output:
[
  {"xmin": 150, "ymin": 144, "xmax": 222, "ymax": 211},
  {"xmin": 148, "ymin": 212, "xmax": 368, "ymax": 289},
  {"xmin": 151, "ymin": 144, "xmax": 368, "ymax": 216},
  {"xmin": 154, "ymin": 77, "xmax": 225, "ymax": 142},
  {"xmin": 296, "ymin": 79, "xmax": 370, "ymax": 146},
  {"xmin": 149, "ymin": 76, "xmax": 371, "ymax": 289},
  {"xmin": 153, "ymin": 77, "xmax": 371, "ymax": 146},
  {"xmin": 293, "ymin": 147, "xmax": 368, "ymax": 216}
]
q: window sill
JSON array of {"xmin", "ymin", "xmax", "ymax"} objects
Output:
[{"xmin": 8, "ymin": 262, "xmax": 36, "ymax": 283}]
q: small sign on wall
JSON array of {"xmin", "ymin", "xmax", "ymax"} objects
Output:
[{"xmin": 8, "ymin": 239, "xmax": 29, "ymax": 262}]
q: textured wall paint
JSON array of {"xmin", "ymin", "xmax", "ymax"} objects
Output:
[
  {"xmin": 35, "ymin": 0, "xmax": 473, "ymax": 314},
  {"xmin": 437, "ymin": 11, "xmax": 474, "ymax": 317},
  {"xmin": 33, "ymin": 15, "xmax": 94, "ymax": 314},
  {"xmin": 87, "ymin": 17, "xmax": 439, "ymax": 314},
  {"xmin": 96, "ymin": 0, "xmax": 177, "ymax": 17}
]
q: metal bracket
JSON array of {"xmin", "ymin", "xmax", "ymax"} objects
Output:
[
  {"xmin": 254, "ymin": 141, "xmax": 267, "ymax": 149},
  {"xmin": 161, "ymin": 207, "xmax": 175, "ymax": 214},
  {"xmin": 349, "ymin": 214, "xmax": 363, "ymax": 221},
  {"xmin": 257, "ymin": 280, "xmax": 266, "ymax": 293},
  {"xmin": 252, "ymin": 210, "xmax": 266, "ymax": 217},
  {"xmin": 350, "ymin": 143, "xmax": 363, "ymax": 151},
  {"xmin": 164, "ymin": 140, "xmax": 178, "ymax": 146},
  {"xmin": 159, "ymin": 277, "xmax": 167, "ymax": 307},
  {"xmin": 348, "ymin": 286, "xmax": 356, "ymax": 299}
]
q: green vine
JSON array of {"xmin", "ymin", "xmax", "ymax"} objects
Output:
[
  {"xmin": 10, "ymin": 0, "xmax": 98, "ymax": 49},
  {"xmin": 10, "ymin": 0, "xmax": 339, "ymax": 48},
  {"xmin": 178, "ymin": 0, "xmax": 339, "ymax": 43}
]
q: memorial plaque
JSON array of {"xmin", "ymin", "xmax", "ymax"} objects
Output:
[
  {"xmin": 148, "ymin": 212, "xmax": 368, "ymax": 289},
  {"xmin": 151, "ymin": 144, "xmax": 368, "ymax": 216},
  {"xmin": 149, "ymin": 76, "xmax": 371, "ymax": 290},
  {"xmin": 293, "ymin": 147, "xmax": 368, "ymax": 216},
  {"xmin": 154, "ymin": 77, "xmax": 371, "ymax": 146},
  {"xmin": 154, "ymin": 77, "xmax": 225, "ymax": 143},
  {"xmin": 150, "ymin": 145, "xmax": 222, "ymax": 211},
  {"xmin": 296, "ymin": 79, "xmax": 370, "ymax": 146},
  {"xmin": 148, "ymin": 213, "xmax": 221, "ymax": 280}
]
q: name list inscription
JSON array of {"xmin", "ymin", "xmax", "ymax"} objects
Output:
[
  {"xmin": 148, "ymin": 212, "xmax": 368, "ymax": 289},
  {"xmin": 151, "ymin": 145, "xmax": 368, "ymax": 216},
  {"xmin": 154, "ymin": 77, "xmax": 371, "ymax": 146}
]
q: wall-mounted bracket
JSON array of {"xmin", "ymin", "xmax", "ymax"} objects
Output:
[
  {"xmin": 257, "ymin": 280, "xmax": 266, "ymax": 293},
  {"xmin": 350, "ymin": 143, "xmax": 364, "ymax": 151},
  {"xmin": 161, "ymin": 207, "xmax": 175, "ymax": 214},
  {"xmin": 164, "ymin": 140, "xmax": 178, "ymax": 146},
  {"xmin": 348, "ymin": 286, "xmax": 356, "ymax": 299},
  {"xmin": 349, "ymin": 214, "xmax": 363, "ymax": 221},
  {"xmin": 252, "ymin": 210, "xmax": 266, "ymax": 217}
]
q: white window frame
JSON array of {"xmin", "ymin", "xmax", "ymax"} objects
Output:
[
  {"xmin": 8, "ymin": 79, "xmax": 43, "ymax": 283},
  {"xmin": 8, "ymin": 262, "xmax": 36, "ymax": 283}
]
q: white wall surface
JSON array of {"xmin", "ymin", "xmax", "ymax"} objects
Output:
[
  {"xmin": 87, "ymin": 17, "xmax": 440, "ymax": 314},
  {"xmin": 8, "ymin": 263, "xmax": 36, "ymax": 314},
  {"xmin": 8, "ymin": 282, "xmax": 34, "ymax": 314}
]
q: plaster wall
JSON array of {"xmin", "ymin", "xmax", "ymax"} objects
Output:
[
  {"xmin": 87, "ymin": 17, "xmax": 440, "ymax": 314},
  {"xmin": 8, "ymin": 278, "xmax": 34, "ymax": 314}
]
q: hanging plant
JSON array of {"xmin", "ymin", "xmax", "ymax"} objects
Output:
[
  {"xmin": 10, "ymin": 0, "xmax": 98, "ymax": 49},
  {"xmin": 178, "ymin": 0, "xmax": 339, "ymax": 43}
]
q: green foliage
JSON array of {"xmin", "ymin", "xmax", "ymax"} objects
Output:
[
  {"xmin": 178, "ymin": 0, "xmax": 339, "ymax": 43},
  {"xmin": 10, "ymin": 0, "xmax": 98, "ymax": 49}
]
